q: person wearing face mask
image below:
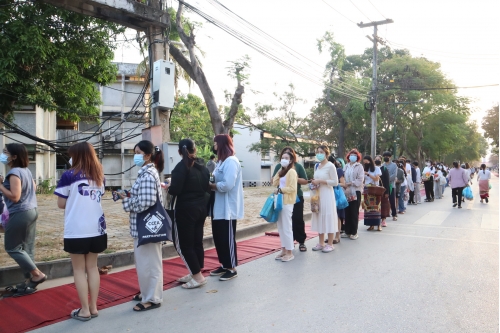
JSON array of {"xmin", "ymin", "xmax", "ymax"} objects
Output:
[
  {"xmin": 310, "ymin": 145, "xmax": 339, "ymax": 250},
  {"xmin": 115, "ymin": 140, "xmax": 165, "ymax": 312},
  {"xmin": 412, "ymin": 161, "xmax": 422, "ymax": 204},
  {"xmin": 362, "ymin": 155, "xmax": 382, "ymax": 231},
  {"xmin": 271, "ymin": 147, "xmax": 308, "ymax": 252},
  {"xmin": 382, "ymin": 151, "xmax": 398, "ymax": 221},
  {"xmin": 433, "ymin": 165, "xmax": 444, "ymax": 199},
  {"xmin": 272, "ymin": 151, "xmax": 298, "ymax": 261},
  {"xmin": 164, "ymin": 139, "xmax": 210, "ymax": 289},
  {"xmin": 408, "ymin": 162, "xmax": 417, "ymax": 205},
  {"xmin": 375, "ymin": 155, "xmax": 390, "ymax": 227},
  {"xmin": 342, "ymin": 148, "xmax": 364, "ymax": 240},
  {"xmin": 0, "ymin": 144, "xmax": 46, "ymax": 297},
  {"xmin": 422, "ymin": 160, "xmax": 435, "ymax": 202}
]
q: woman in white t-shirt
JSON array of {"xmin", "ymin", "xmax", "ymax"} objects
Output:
[
  {"xmin": 362, "ymin": 156, "xmax": 382, "ymax": 231},
  {"xmin": 477, "ymin": 163, "xmax": 492, "ymax": 203},
  {"xmin": 55, "ymin": 143, "xmax": 106, "ymax": 321}
]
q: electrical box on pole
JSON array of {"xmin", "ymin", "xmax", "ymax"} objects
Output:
[{"xmin": 152, "ymin": 59, "xmax": 175, "ymax": 110}]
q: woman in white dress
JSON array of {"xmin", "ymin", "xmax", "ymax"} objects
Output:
[{"xmin": 310, "ymin": 145, "xmax": 339, "ymax": 253}]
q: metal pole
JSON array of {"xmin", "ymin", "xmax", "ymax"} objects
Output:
[
  {"xmin": 370, "ymin": 25, "xmax": 378, "ymax": 157},
  {"xmin": 393, "ymin": 103, "xmax": 397, "ymax": 155}
]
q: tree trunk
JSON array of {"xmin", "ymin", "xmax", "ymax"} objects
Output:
[
  {"xmin": 223, "ymin": 82, "xmax": 244, "ymax": 134},
  {"xmin": 338, "ymin": 116, "xmax": 346, "ymax": 158}
]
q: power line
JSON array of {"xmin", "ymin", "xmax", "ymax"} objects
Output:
[
  {"xmin": 367, "ymin": 0, "xmax": 387, "ymax": 19},
  {"xmin": 348, "ymin": 0, "xmax": 371, "ymax": 22},
  {"xmin": 382, "ymin": 84, "xmax": 499, "ymax": 91},
  {"xmin": 320, "ymin": 0, "xmax": 357, "ymax": 24}
]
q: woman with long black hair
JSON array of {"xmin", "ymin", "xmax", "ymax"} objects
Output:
[
  {"xmin": 116, "ymin": 140, "xmax": 165, "ymax": 312},
  {"xmin": 165, "ymin": 139, "xmax": 210, "ymax": 289},
  {"xmin": 362, "ymin": 155, "xmax": 382, "ymax": 231},
  {"xmin": 422, "ymin": 160, "xmax": 435, "ymax": 202}
]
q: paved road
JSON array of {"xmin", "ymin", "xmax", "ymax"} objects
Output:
[{"xmin": 35, "ymin": 178, "xmax": 499, "ymax": 333}]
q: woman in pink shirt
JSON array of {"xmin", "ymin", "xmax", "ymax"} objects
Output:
[{"xmin": 447, "ymin": 161, "xmax": 470, "ymax": 209}]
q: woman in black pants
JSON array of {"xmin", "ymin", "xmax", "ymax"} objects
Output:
[
  {"xmin": 422, "ymin": 160, "xmax": 435, "ymax": 202},
  {"xmin": 342, "ymin": 149, "xmax": 364, "ymax": 240},
  {"xmin": 166, "ymin": 139, "xmax": 210, "ymax": 289}
]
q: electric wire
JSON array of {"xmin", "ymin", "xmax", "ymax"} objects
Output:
[
  {"xmin": 348, "ymin": 0, "xmax": 371, "ymax": 22},
  {"xmin": 367, "ymin": 0, "xmax": 387, "ymax": 19}
]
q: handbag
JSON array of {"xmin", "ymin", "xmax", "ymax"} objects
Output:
[
  {"xmin": 137, "ymin": 182, "xmax": 173, "ymax": 247},
  {"xmin": 260, "ymin": 194, "xmax": 279, "ymax": 223},
  {"xmin": 274, "ymin": 192, "xmax": 283, "ymax": 212},
  {"xmin": 334, "ymin": 185, "xmax": 349, "ymax": 209},
  {"xmin": 439, "ymin": 176, "xmax": 447, "ymax": 185}
]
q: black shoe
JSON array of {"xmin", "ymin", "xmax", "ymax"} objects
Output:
[
  {"xmin": 486, "ymin": 198, "xmax": 489, "ymax": 203},
  {"xmin": 219, "ymin": 269, "xmax": 238, "ymax": 281},
  {"xmin": 458, "ymin": 206, "xmax": 462, "ymax": 209},
  {"xmin": 453, "ymin": 203, "xmax": 457, "ymax": 207},
  {"xmin": 210, "ymin": 266, "xmax": 228, "ymax": 276}
]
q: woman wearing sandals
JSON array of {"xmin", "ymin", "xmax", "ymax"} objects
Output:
[
  {"xmin": 310, "ymin": 145, "xmax": 339, "ymax": 252},
  {"xmin": 272, "ymin": 147, "xmax": 308, "ymax": 252},
  {"xmin": 208, "ymin": 134, "xmax": 244, "ymax": 281},
  {"xmin": 165, "ymin": 139, "xmax": 210, "ymax": 289},
  {"xmin": 477, "ymin": 164, "xmax": 491, "ymax": 203},
  {"xmin": 54, "ymin": 143, "xmax": 107, "ymax": 321},
  {"xmin": 342, "ymin": 149, "xmax": 364, "ymax": 240},
  {"xmin": 272, "ymin": 151, "xmax": 298, "ymax": 261},
  {"xmin": 0, "ymin": 143, "xmax": 46, "ymax": 297},
  {"xmin": 117, "ymin": 140, "xmax": 165, "ymax": 312}
]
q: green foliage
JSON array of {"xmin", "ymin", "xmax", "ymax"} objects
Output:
[
  {"xmin": 482, "ymin": 104, "xmax": 499, "ymax": 148},
  {"xmin": 170, "ymin": 93, "xmax": 214, "ymax": 148},
  {"xmin": 242, "ymin": 84, "xmax": 315, "ymax": 158},
  {"xmin": 305, "ymin": 167, "xmax": 315, "ymax": 181},
  {"xmin": 0, "ymin": 2, "xmax": 124, "ymax": 120},
  {"xmin": 37, "ymin": 178, "xmax": 56, "ymax": 194}
]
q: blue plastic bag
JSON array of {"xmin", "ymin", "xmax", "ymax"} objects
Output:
[
  {"xmin": 260, "ymin": 194, "xmax": 279, "ymax": 223},
  {"xmin": 462, "ymin": 186, "xmax": 473, "ymax": 200},
  {"xmin": 334, "ymin": 185, "xmax": 349, "ymax": 209},
  {"xmin": 274, "ymin": 193, "xmax": 283, "ymax": 212}
]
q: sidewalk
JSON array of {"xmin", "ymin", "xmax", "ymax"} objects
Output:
[{"xmin": 31, "ymin": 178, "xmax": 498, "ymax": 333}]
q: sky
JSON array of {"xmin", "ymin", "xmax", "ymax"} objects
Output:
[{"xmin": 114, "ymin": 0, "xmax": 499, "ymax": 133}]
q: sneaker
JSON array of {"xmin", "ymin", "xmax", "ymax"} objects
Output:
[
  {"xmin": 349, "ymin": 234, "xmax": 359, "ymax": 240},
  {"xmin": 381, "ymin": 221, "xmax": 387, "ymax": 227},
  {"xmin": 219, "ymin": 269, "xmax": 238, "ymax": 281},
  {"xmin": 322, "ymin": 245, "xmax": 334, "ymax": 253},
  {"xmin": 312, "ymin": 244, "xmax": 324, "ymax": 251},
  {"xmin": 340, "ymin": 233, "xmax": 350, "ymax": 238},
  {"xmin": 486, "ymin": 198, "xmax": 489, "ymax": 203},
  {"xmin": 210, "ymin": 266, "xmax": 227, "ymax": 276},
  {"xmin": 281, "ymin": 254, "xmax": 294, "ymax": 262}
]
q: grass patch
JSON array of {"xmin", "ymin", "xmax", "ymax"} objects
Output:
[{"xmin": 103, "ymin": 249, "xmax": 116, "ymax": 254}]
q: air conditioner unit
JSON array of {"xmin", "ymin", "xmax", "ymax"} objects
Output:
[
  {"xmin": 103, "ymin": 135, "xmax": 115, "ymax": 142},
  {"xmin": 152, "ymin": 60, "xmax": 175, "ymax": 109}
]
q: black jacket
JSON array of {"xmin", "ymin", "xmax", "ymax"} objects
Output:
[{"xmin": 168, "ymin": 161, "xmax": 210, "ymax": 209}]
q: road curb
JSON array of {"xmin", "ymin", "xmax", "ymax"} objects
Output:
[{"xmin": 0, "ymin": 218, "xmax": 290, "ymax": 287}]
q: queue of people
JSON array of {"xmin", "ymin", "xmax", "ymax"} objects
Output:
[{"xmin": 0, "ymin": 139, "xmax": 493, "ymax": 320}]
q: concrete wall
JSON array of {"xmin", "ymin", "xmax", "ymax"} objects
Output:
[{"xmin": 232, "ymin": 124, "xmax": 265, "ymax": 186}]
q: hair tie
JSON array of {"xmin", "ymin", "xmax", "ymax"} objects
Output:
[{"xmin": 154, "ymin": 146, "xmax": 160, "ymax": 152}]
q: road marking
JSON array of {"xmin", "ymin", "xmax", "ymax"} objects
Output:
[
  {"xmin": 481, "ymin": 214, "xmax": 499, "ymax": 230},
  {"xmin": 377, "ymin": 232, "xmax": 498, "ymax": 245},
  {"xmin": 414, "ymin": 210, "xmax": 451, "ymax": 225},
  {"xmin": 388, "ymin": 222, "xmax": 499, "ymax": 232}
]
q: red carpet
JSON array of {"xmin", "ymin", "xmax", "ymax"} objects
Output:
[{"xmin": 0, "ymin": 225, "xmax": 318, "ymax": 333}]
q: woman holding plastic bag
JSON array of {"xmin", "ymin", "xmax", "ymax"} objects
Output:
[
  {"xmin": 343, "ymin": 149, "xmax": 364, "ymax": 240},
  {"xmin": 272, "ymin": 151, "xmax": 298, "ymax": 262},
  {"xmin": 477, "ymin": 164, "xmax": 491, "ymax": 203},
  {"xmin": 447, "ymin": 161, "xmax": 469, "ymax": 209},
  {"xmin": 310, "ymin": 146, "xmax": 338, "ymax": 252}
]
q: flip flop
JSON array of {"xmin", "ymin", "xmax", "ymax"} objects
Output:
[
  {"xmin": 12, "ymin": 286, "xmax": 37, "ymax": 297},
  {"xmin": 182, "ymin": 279, "xmax": 207, "ymax": 289},
  {"xmin": 27, "ymin": 275, "xmax": 47, "ymax": 289},
  {"xmin": 71, "ymin": 308, "xmax": 91, "ymax": 321},
  {"xmin": 299, "ymin": 244, "xmax": 307, "ymax": 252},
  {"xmin": 133, "ymin": 302, "xmax": 161, "ymax": 312}
]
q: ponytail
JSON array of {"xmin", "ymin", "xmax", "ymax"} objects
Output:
[
  {"xmin": 178, "ymin": 138, "xmax": 196, "ymax": 169},
  {"xmin": 153, "ymin": 146, "xmax": 164, "ymax": 173}
]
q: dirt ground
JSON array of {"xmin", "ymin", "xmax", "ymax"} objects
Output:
[{"xmin": 0, "ymin": 187, "xmax": 311, "ymax": 267}]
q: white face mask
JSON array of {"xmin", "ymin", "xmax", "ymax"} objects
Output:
[
  {"xmin": 68, "ymin": 158, "xmax": 72, "ymax": 166},
  {"xmin": 426, "ymin": 162, "xmax": 430, "ymax": 166},
  {"xmin": 280, "ymin": 159, "xmax": 290, "ymax": 168}
]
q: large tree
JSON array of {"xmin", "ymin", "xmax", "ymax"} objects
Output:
[
  {"xmin": 0, "ymin": 1, "xmax": 123, "ymax": 120},
  {"xmin": 481, "ymin": 104, "xmax": 499, "ymax": 148}
]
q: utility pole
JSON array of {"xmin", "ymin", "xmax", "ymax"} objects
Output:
[{"xmin": 358, "ymin": 19, "xmax": 393, "ymax": 157}]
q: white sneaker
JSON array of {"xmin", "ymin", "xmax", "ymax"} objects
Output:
[
  {"xmin": 341, "ymin": 233, "xmax": 350, "ymax": 238},
  {"xmin": 349, "ymin": 234, "xmax": 359, "ymax": 240}
]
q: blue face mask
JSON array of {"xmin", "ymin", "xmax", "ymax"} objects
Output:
[
  {"xmin": 0, "ymin": 153, "xmax": 9, "ymax": 165},
  {"xmin": 316, "ymin": 153, "xmax": 325, "ymax": 162},
  {"xmin": 349, "ymin": 155, "xmax": 357, "ymax": 163},
  {"xmin": 134, "ymin": 154, "xmax": 145, "ymax": 167}
]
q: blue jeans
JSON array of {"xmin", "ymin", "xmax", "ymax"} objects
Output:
[{"xmin": 398, "ymin": 186, "xmax": 406, "ymax": 212}]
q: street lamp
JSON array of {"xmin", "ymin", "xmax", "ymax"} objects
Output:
[{"xmin": 387, "ymin": 99, "xmax": 423, "ymax": 155}]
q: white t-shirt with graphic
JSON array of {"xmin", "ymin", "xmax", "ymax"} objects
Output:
[{"xmin": 55, "ymin": 170, "xmax": 106, "ymax": 239}]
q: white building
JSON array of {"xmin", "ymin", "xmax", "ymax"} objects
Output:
[{"xmin": 0, "ymin": 105, "xmax": 57, "ymax": 184}]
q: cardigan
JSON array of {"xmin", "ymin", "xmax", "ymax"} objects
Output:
[
  {"xmin": 273, "ymin": 168, "xmax": 298, "ymax": 205},
  {"xmin": 212, "ymin": 156, "xmax": 244, "ymax": 220}
]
